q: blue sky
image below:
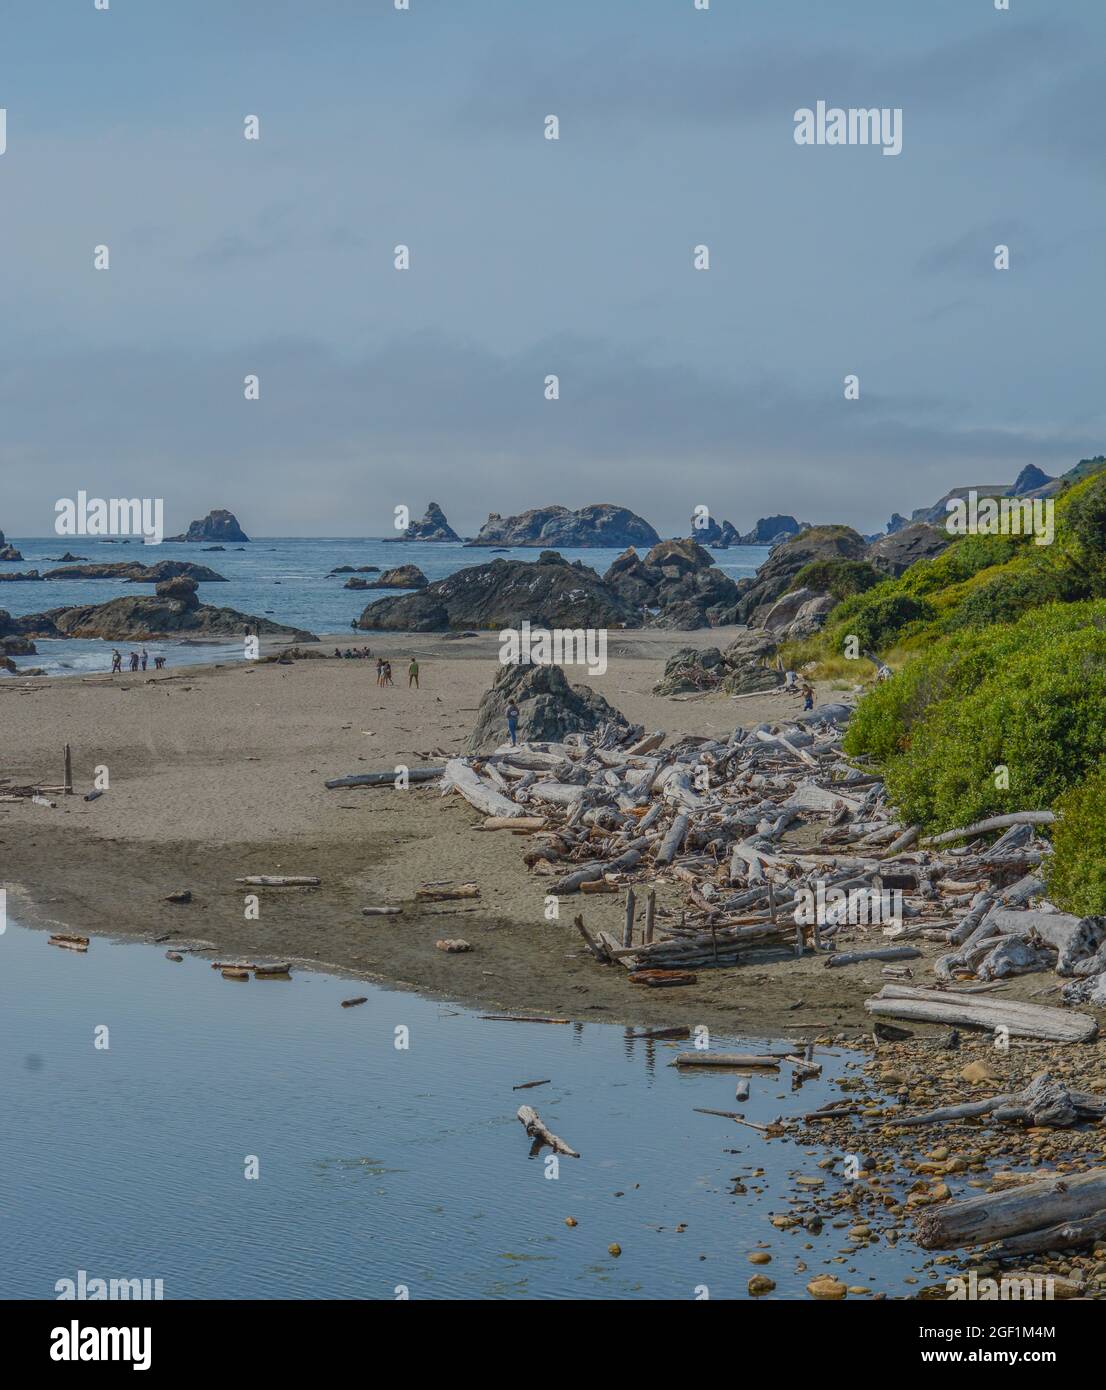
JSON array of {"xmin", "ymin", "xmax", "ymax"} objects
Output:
[{"xmin": 1, "ymin": 0, "xmax": 1103, "ymax": 537}]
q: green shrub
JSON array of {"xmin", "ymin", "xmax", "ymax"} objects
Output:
[
  {"xmin": 788, "ymin": 558, "xmax": 882, "ymax": 601},
  {"xmin": 1046, "ymin": 766, "xmax": 1106, "ymax": 916},
  {"xmin": 845, "ymin": 601, "xmax": 1106, "ymax": 830},
  {"xmin": 829, "ymin": 591, "xmax": 935, "ymax": 653}
]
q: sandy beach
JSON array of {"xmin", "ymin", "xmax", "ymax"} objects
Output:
[{"xmin": 0, "ymin": 627, "xmax": 1071, "ymax": 1037}]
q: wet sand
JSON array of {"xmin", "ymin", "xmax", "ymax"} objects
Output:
[{"xmin": 0, "ymin": 629, "xmax": 1061, "ymax": 1035}]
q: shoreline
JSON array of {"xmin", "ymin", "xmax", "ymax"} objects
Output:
[{"xmin": 2, "ymin": 633, "xmax": 1091, "ymax": 1040}]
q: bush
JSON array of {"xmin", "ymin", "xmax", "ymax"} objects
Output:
[
  {"xmin": 845, "ymin": 601, "xmax": 1106, "ymax": 830},
  {"xmin": 788, "ymin": 558, "xmax": 881, "ymax": 601},
  {"xmin": 1046, "ymin": 766, "xmax": 1106, "ymax": 916},
  {"xmin": 829, "ymin": 591, "xmax": 935, "ymax": 653}
]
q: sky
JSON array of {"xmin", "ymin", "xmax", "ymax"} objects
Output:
[{"xmin": 0, "ymin": 0, "xmax": 1103, "ymax": 539}]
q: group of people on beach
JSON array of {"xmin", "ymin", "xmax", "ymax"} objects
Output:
[
  {"xmin": 373, "ymin": 657, "xmax": 420, "ymax": 688},
  {"xmin": 783, "ymin": 669, "xmax": 816, "ymax": 711},
  {"xmin": 109, "ymin": 648, "xmax": 165, "ymax": 674},
  {"xmin": 333, "ymin": 646, "xmax": 374, "ymax": 660}
]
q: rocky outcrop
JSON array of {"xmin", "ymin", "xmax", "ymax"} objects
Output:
[
  {"xmin": 603, "ymin": 538, "xmax": 743, "ymax": 629},
  {"xmin": 1007, "ymin": 464, "xmax": 1054, "ymax": 496},
  {"xmin": 403, "ymin": 502, "xmax": 460, "ymax": 542},
  {"xmin": 910, "ymin": 485, "xmax": 1009, "ymax": 527},
  {"xmin": 6, "ymin": 591, "xmax": 313, "ymax": 643},
  {"xmin": 1, "ymin": 634, "xmax": 37, "ymax": 655},
  {"xmin": 652, "ymin": 632, "xmax": 783, "ymax": 697},
  {"xmin": 737, "ymin": 515, "xmax": 804, "ymax": 547},
  {"xmin": 166, "ymin": 509, "xmax": 250, "ymax": 543},
  {"xmin": 468, "ymin": 504, "xmax": 660, "ymax": 550},
  {"xmin": 364, "ymin": 565, "xmax": 427, "ymax": 590},
  {"xmin": 329, "ymin": 565, "xmax": 380, "ymax": 575},
  {"xmin": 0, "ymin": 570, "xmax": 43, "ymax": 582},
  {"xmin": 467, "ymin": 662, "xmax": 630, "ymax": 753},
  {"xmin": 43, "ymin": 561, "xmax": 226, "ymax": 583},
  {"xmin": 867, "ymin": 523, "xmax": 949, "ymax": 578},
  {"xmin": 357, "ymin": 552, "xmax": 638, "ymax": 633},
  {"xmin": 734, "ymin": 526, "xmax": 867, "ymax": 625},
  {"xmin": 720, "ymin": 630, "xmax": 784, "ymax": 693},
  {"xmin": 691, "ymin": 515, "xmax": 740, "ymax": 548},
  {"xmin": 0, "ymin": 545, "xmax": 24, "ymax": 561},
  {"xmin": 885, "ymin": 513, "xmax": 908, "ymax": 535}
]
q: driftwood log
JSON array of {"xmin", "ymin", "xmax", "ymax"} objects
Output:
[
  {"xmin": 516, "ymin": 1105, "xmax": 580, "ymax": 1158},
  {"xmin": 865, "ymin": 984, "xmax": 1097, "ymax": 1043},
  {"xmin": 881, "ymin": 1072, "xmax": 1106, "ymax": 1131},
  {"xmin": 915, "ymin": 1167, "xmax": 1106, "ymax": 1250}
]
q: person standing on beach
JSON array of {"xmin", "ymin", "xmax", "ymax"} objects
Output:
[
  {"xmin": 129, "ymin": 651, "xmax": 140, "ymax": 672},
  {"xmin": 408, "ymin": 657, "xmax": 419, "ymax": 689},
  {"xmin": 801, "ymin": 682, "xmax": 814, "ymax": 712},
  {"xmin": 376, "ymin": 657, "xmax": 384, "ymax": 686},
  {"xmin": 110, "ymin": 649, "xmax": 122, "ymax": 674},
  {"xmin": 140, "ymin": 648, "xmax": 148, "ymax": 672},
  {"xmin": 506, "ymin": 700, "xmax": 520, "ymax": 746},
  {"xmin": 382, "ymin": 661, "xmax": 393, "ymax": 686}
]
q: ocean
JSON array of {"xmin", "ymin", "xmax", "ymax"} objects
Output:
[{"xmin": 0, "ymin": 538, "xmax": 771, "ymax": 678}]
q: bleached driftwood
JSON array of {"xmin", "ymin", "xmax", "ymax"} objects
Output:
[
  {"xmin": 915, "ymin": 1167, "xmax": 1106, "ymax": 1250},
  {"xmin": 864, "ymin": 984, "xmax": 1097, "ymax": 1043},
  {"xmin": 442, "ymin": 758, "xmax": 524, "ymax": 818},
  {"xmin": 517, "ymin": 1105, "xmax": 579, "ymax": 1158}
]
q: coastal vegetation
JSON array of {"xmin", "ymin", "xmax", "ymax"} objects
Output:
[{"xmin": 781, "ymin": 463, "xmax": 1106, "ymax": 912}]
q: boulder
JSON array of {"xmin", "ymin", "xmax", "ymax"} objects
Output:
[
  {"xmin": 735, "ymin": 526, "xmax": 867, "ymax": 625},
  {"xmin": 166, "ymin": 509, "xmax": 249, "ymax": 543},
  {"xmin": 467, "ymin": 503, "xmax": 660, "ymax": 549},
  {"xmin": 356, "ymin": 552, "xmax": 638, "ymax": 632},
  {"xmin": 0, "ymin": 545, "xmax": 24, "ymax": 561},
  {"xmin": 155, "ymin": 576, "xmax": 200, "ymax": 608},
  {"xmin": 720, "ymin": 630, "xmax": 783, "ymax": 693},
  {"xmin": 1, "ymin": 635, "xmax": 36, "ymax": 655},
  {"xmin": 653, "ymin": 646, "xmax": 727, "ymax": 695},
  {"xmin": 403, "ymin": 502, "xmax": 460, "ymax": 542},
  {"xmin": 467, "ymin": 661, "xmax": 630, "ymax": 753},
  {"xmin": 786, "ymin": 595, "xmax": 837, "ymax": 638},
  {"xmin": 0, "ymin": 570, "xmax": 43, "ymax": 582},
  {"xmin": 866, "ymin": 524, "xmax": 949, "ymax": 578},
  {"xmin": 362, "ymin": 565, "xmax": 428, "ymax": 590},
  {"xmin": 761, "ymin": 586, "xmax": 818, "ymax": 633}
]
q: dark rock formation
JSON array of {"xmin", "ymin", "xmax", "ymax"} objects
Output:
[
  {"xmin": 467, "ymin": 504, "xmax": 659, "ymax": 549},
  {"xmin": 52, "ymin": 553, "xmax": 89, "ymax": 562},
  {"xmin": 737, "ymin": 515, "xmax": 803, "ymax": 546},
  {"xmin": 690, "ymin": 515, "xmax": 739, "ymax": 548},
  {"xmin": 885, "ymin": 513, "xmax": 908, "ymax": 535},
  {"xmin": 402, "ymin": 502, "xmax": 460, "ymax": 542},
  {"xmin": 0, "ymin": 545, "xmax": 25, "ymax": 561},
  {"xmin": 867, "ymin": 523, "xmax": 950, "ymax": 578},
  {"xmin": 603, "ymin": 538, "xmax": 743, "ymax": 628},
  {"xmin": 357, "ymin": 552, "xmax": 637, "ymax": 633},
  {"xmin": 329, "ymin": 565, "xmax": 380, "ymax": 575},
  {"xmin": 0, "ymin": 570, "xmax": 43, "ymax": 582},
  {"xmin": 734, "ymin": 526, "xmax": 867, "ymax": 625},
  {"xmin": 6, "ymin": 592, "xmax": 313, "ymax": 643},
  {"xmin": 652, "ymin": 632, "xmax": 783, "ymax": 697},
  {"xmin": 467, "ymin": 661, "xmax": 630, "ymax": 753},
  {"xmin": 1007, "ymin": 464, "xmax": 1054, "ymax": 496},
  {"xmin": 166, "ymin": 509, "xmax": 250, "ymax": 543},
  {"xmin": 43, "ymin": 561, "xmax": 226, "ymax": 583},
  {"xmin": 1, "ymin": 634, "xmax": 37, "ymax": 655}
]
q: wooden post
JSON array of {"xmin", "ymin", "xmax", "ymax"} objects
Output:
[
  {"xmin": 623, "ymin": 887, "xmax": 636, "ymax": 948},
  {"xmin": 644, "ymin": 888, "xmax": 656, "ymax": 944},
  {"xmin": 63, "ymin": 744, "xmax": 73, "ymax": 796}
]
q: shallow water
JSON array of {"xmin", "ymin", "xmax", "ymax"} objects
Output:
[
  {"xmin": 0, "ymin": 923, "xmax": 929, "ymax": 1300},
  {"xmin": 0, "ymin": 537, "xmax": 770, "ymax": 676}
]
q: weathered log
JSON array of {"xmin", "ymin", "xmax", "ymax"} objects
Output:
[
  {"xmin": 864, "ymin": 984, "xmax": 1097, "ymax": 1043},
  {"xmin": 674, "ymin": 1052, "xmax": 783, "ymax": 1068},
  {"xmin": 923, "ymin": 811, "xmax": 1055, "ymax": 847},
  {"xmin": 517, "ymin": 1105, "xmax": 580, "ymax": 1158},
  {"xmin": 483, "ymin": 815, "xmax": 546, "ymax": 831},
  {"xmin": 441, "ymin": 759, "xmax": 523, "ymax": 818},
  {"xmin": 655, "ymin": 812, "xmax": 690, "ymax": 867},
  {"xmin": 915, "ymin": 1167, "xmax": 1106, "ymax": 1250},
  {"xmin": 362, "ymin": 905, "xmax": 402, "ymax": 916},
  {"xmin": 415, "ymin": 882, "xmax": 479, "ymax": 901},
  {"xmin": 326, "ymin": 767, "xmax": 443, "ymax": 788},
  {"xmin": 990, "ymin": 1208, "xmax": 1106, "ymax": 1259},
  {"xmin": 235, "ymin": 875, "xmax": 320, "ymax": 886},
  {"xmin": 825, "ymin": 946, "xmax": 921, "ymax": 968}
]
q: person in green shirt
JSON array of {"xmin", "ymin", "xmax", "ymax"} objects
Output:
[{"xmin": 408, "ymin": 658, "xmax": 419, "ymax": 689}]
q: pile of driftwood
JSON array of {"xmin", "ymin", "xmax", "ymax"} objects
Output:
[{"xmin": 406, "ymin": 711, "xmax": 1098, "ymax": 1035}]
